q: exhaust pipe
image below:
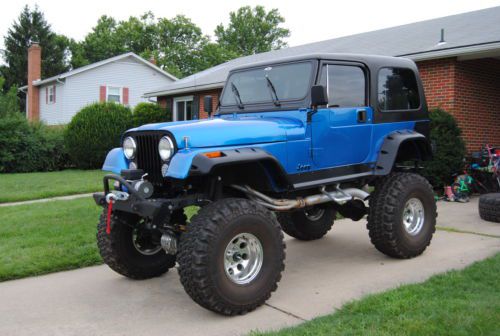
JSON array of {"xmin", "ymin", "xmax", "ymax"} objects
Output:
[{"xmin": 231, "ymin": 185, "xmax": 369, "ymax": 211}]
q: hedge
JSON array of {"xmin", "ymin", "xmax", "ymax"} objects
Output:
[
  {"xmin": 422, "ymin": 108, "xmax": 466, "ymax": 188},
  {"xmin": 0, "ymin": 114, "xmax": 70, "ymax": 173},
  {"xmin": 132, "ymin": 102, "xmax": 171, "ymax": 126},
  {"xmin": 64, "ymin": 102, "xmax": 132, "ymax": 169}
]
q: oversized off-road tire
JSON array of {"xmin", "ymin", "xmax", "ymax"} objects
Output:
[
  {"xmin": 97, "ymin": 209, "xmax": 176, "ymax": 279},
  {"xmin": 479, "ymin": 193, "xmax": 500, "ymax": 223},
  {"xmin": 178, "ymin": 198, "xmax": 285, "ymax": 315},
  {"xmin": 367, "ymin": 173, "xmax": 437, "ymax": 259},
  {"xmin": 277, "ymin": 204, "xmax": 336, "ymax": 240}
]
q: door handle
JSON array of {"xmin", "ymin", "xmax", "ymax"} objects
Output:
[{"xmin": 357, "ymin": 109, "xmax": 367, "ymax": 123}]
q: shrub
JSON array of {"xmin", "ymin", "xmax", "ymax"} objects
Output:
[
  {"xmin": 31, "ymin": 123, "xmax": 71, "ymax": 171},
  {"xmin": 0, "ymin": 114, "xmax": 70, "ymax": 173},
  {"xmin": 422, "ymin": 108, "xmax": 466, "ymax": 188},
  {"xmin": 0, "ymin": 114, "xmax": 34, "ymax": 172},
  {"xmin": 132, "ymin": 102, "xmax": 171, "ymax": 126},
  {"xmin": 65, "ymin": 102, "xmax": 132, "ymax": 169}
]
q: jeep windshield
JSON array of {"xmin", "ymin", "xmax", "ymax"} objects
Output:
[{"xmin": 220, "ymin": 61, "xmax": 313, "ymax": 111}]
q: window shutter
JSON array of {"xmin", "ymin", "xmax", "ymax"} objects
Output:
[
  {"xmin": 123, "ymin": 87, "xmax": 129, "ymax": 105},
  {"xmin": 99, "ymin": 86, "xmax": 106, "ymax": 102},
  {"xmin": 45, "ymin": 87, "xmax": 48, "ymax": 104},
  {"xmin": 53, "ymin": 85, "xmax": 56, "ymax": 103}
]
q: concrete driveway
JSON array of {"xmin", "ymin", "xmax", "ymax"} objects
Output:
[{"xmin": 0, "ymin": 198, "xmax": 499, "ymax": 336}]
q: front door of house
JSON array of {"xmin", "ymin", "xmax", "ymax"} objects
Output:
[{"xmin": 174, "ymin": 96, "xmax": 193, "ymax": 121}]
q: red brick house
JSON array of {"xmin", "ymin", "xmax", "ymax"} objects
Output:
[{"xmin": 144, "ymin": 6, "xmax": 500, "ymax": 151}]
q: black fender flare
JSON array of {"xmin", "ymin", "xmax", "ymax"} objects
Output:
[
  {"xmin": 190, "ymin": 147, "xmax": 290, "ymax": 189},
  {"xmin": 375, "ymin": 130, "xmax": 432, "ymax": 175}
]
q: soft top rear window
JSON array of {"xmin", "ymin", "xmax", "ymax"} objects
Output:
[{"xmin": 378, "ymin": 67, "xmax": 420, "ymax": 111}]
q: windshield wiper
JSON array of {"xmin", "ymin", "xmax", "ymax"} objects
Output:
[
  {"xmin": 265, "ymin": 75, "xmax": 281, "ymax": 106},
  {"xmin": 231, "ymin": 82, "xmax": 244, "ymax": 109}
]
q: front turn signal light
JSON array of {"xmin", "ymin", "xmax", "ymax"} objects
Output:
[{"xmin": 204, "ymin": 151, "xmax": 223, "ymax": 158}]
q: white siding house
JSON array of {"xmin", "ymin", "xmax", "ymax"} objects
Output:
[{"xmin": 22, "ymin": 52, "xmax": 177, "ymax": 125}]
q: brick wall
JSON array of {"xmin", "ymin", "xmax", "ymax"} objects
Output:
[
  {"xmin": 157, "ymin": 89, "xmax": 222, "ymax": 121},
  {"xmin": 418, "ymin": 58, "xmax": 457, "ymax": 112},
  {"xmin": 454, "ymin": 58, "xmax": 500, "ymax": 151},
  {"xmin": 417, "ymin": 57, "xmax": 500, "ymax": 152},
  {"xmin": 196, "ymin": 89, "xmax": 221, "ymax": 119}
]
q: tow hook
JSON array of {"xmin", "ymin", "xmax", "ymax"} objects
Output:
[
  {"xmin": 104, "ymin": 191, "xmax": 130, "ymax": 234},
  {"xmin": 106, "ymin": 191, "xmax": 129, "ymax": 202}
]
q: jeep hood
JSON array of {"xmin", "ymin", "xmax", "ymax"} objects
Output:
[{"xmin": 128, "ymin": 116, "xmax": 304, "ymax": 149}]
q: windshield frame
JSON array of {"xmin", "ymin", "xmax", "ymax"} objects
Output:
[{"xmin": 218, "ymin": 59, "xmax": 318, "ymax": 114}]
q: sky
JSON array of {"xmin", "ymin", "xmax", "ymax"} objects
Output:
[{"xmin": 1, "ymin": 0, "xmax": 500, "ymax": 51}]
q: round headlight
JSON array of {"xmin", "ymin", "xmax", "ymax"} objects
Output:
[
  {"xmin": 123, "ymin": 136, "xmax": 136, "ymax": 160},
  {"xmin": 159, "ymin": 136, "xmax": 174, "ymax": 161}
]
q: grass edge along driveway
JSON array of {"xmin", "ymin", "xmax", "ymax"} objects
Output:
[
  {"xmin": 0, "ymin": 169, "xmax": 106, "ymax": 203},
  {"xmin": 0, "ymin": 198, "xmax": 197, "ymax": 282},
  {"xmin": 0, "ymin": 197, "xmax": 102, "ymax": 281},
  {"xmin": 255, "ymin": 252, "xmax": 500, "ymax": 336}
]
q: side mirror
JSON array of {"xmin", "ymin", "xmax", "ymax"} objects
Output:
[
  {"xmin": 310, "ymin": 85, "xmax": 328, "ymax": 109},
  {"xmin": 203, "ymin": 95, "xmax": 213, "ymax": 115}
]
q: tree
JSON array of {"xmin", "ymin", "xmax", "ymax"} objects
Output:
[
  {"xmin": 215, "ymin": 6, "xmax": 290, "ymax": 56},
  {"xmin": 80, "ymin": 15, "xmax": 124, "ymax": 64},
  {"xmin": 0, "ymin": 77, "xmax": 20, "ymax": 118},
  {"xmin": 1, "ymin": 5, "xmax": 70, "ymax": 90},
  {"xmin": 78, "ymin": 13, "xmax": 213, "ymax": 78},
  {"xmin": 67, "ymin": 38, "xmax": 90, "ymax": 69},
  {"xmin": 156, "ymin": 15, "xmax": 211, "ymax": 77},
  {"xmin": 116, "ymin": 12, "xmax": 158, "ymax": 56},
  {"xmin": 196, "ymin": 43, "xmax": 239, "ymax": 71}
]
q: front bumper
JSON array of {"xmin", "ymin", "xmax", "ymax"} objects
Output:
[
  {"xmin": 93, "ymin": 192, "xmax": 164, "ymax": 218},
  {"xmin": 93, "ymin": 172, "xmax": 198, "ymax": 219}
]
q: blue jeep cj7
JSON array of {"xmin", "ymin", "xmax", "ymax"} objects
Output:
[{"xmin": 94, "ymin": 53, "xmax": 436, "ymax": 315}]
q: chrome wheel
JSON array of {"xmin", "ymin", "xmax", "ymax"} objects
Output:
[
  {"xmin": 402, "ymin": 198, "xmax": 425, "ymax": 236},
  {"xmin": 132, "ymin": 229, "xmax": 162, "ymax": 256},
  {"xmin": 224, "ymin": 233, "xmax": 263, "ymax": 285},
  {"xmin": 304, "ymin": 208, "xmax": 325, "ymax": 221}
]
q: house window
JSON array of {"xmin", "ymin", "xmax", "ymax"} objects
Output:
[
  {"xmin": 107, "ymin": 86, "xmax": 122, "ymax": 103},
  {"xmin": 48, "ymin": 85, "xmax": 55, "ymax": 104},
  {"xmin": 173, "ymin": 96, "xmax": 193, "ymax": 121}
]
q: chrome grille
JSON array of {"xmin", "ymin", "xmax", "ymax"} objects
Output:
[{"xmin": 134, "ymin": 133, "xmax": 164, "ymax": 185}]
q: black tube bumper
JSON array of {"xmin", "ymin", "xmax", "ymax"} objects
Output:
[
  {"xmin": 94, "ymin": 172, "xmax": 200, "ymax": 219},
  {"xmin": 93, "ymin": 192, "xmax": 164, "ymax": 218},
  {"xmin": 94, "ymin": 172, "xmax": 166, "ymax": 218}
]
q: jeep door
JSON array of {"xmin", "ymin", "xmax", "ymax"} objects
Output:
[{"xmin": 311, "ymin": 62, "xmax": 373, "ymax": 169}]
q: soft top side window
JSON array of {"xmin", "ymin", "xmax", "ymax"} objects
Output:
[
  {"xmin": 378, "ymin": 67, "xmax": 420, "ymax": 111},
  {"xmin": 319, "ymin": 64, "xmax": 366, "ymax": 107}
]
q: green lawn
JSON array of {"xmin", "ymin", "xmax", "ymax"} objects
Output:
[
  {"xmin": 0, "ymin": 197, "xmax": 102, "ymax": 281},
  {"xmin": 256, "ymin": 253, "xmax": 500, "ymax": 336},
  {"xmin": 0, "ymin": 169, "xmax": 106, "ymax": 203},
  {"xmin": 0, "ymin": 199, "xmax": 198, "ymax": 282}
]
